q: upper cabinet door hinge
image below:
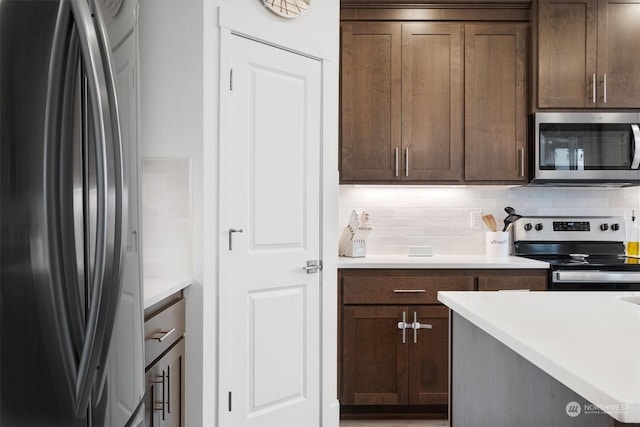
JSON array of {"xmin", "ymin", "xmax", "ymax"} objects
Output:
[{"xmin": 230, "ymin": 69, "xmax": 233, "ymax": 91}]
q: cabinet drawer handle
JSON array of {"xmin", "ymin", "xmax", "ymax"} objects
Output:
[
  {"xmin": 592, "ymin": 73, "xmax": 596, "ymax": 104},
  {"xmin": 155, "ymin": 328, "xmax": 176, "ymax": 342},
  {"xmin": 393, "ymin": 289, "xmax": 426, "ymax": 293},
  {"xmin": 603, "ymin": 73, "xmax": 607, "ymax": 104}
]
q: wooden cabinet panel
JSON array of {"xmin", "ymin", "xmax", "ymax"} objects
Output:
[
  {"xmin": 537, "ymin": 0, "xmax": 640, "ymax": 108},
  {"xmin": 144, "ymin": 293, "xmax": 186, "ymax": 427},
  {"xmin": 341, "ymin": 20, "xmax": 529, "ymax": 184},
  {"xmin": 477, "ymin": 270, "xmax": 548, "ymax": 291},
  {"xmin": 145, "ymin": 298, "xmax": 186, "ymax": 366},
  {"xmin": 145, "ymin": 338, "xmax": 185, "ymax": 427},
  {"xmin": 464, "ymin": 23, "xmax": 527, "ymax": 182},
  {"xmin": 341, "ymin": 22, "xmax": 401, "ymax": 181},
  {"xmin": 597, "ymin": 0, "xmax": 640, "ymax": 107},
  {"xmin": 402, "ymin": 23, "xmax": 463, "ymax": 181},
  {"xmin": 342, "ymin": 306, "xmax": 409, "ymax": 405},
  {"xmin": 537, "ymin": 0, "xmax": 597, "ymax": 108},
  {"xmin": 343, "ymin": 274, "xmax": 474, "ymax": 305},
  {"xmin": 408, "ymin": 306, "xmax": 449, "ymax": 405}
]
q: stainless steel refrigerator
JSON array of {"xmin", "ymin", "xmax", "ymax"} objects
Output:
[{"xmin": 0, "ymin": 0, "xmax": 145, "ymax": 426}]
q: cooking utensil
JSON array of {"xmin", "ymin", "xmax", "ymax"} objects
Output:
[
  {"xmin": 503, "ymin": 206, "xmax": 522, "ymax": 231},
  {"xmin": 482, "ymin": 214, "xmax": 498, "ymax": 232}
]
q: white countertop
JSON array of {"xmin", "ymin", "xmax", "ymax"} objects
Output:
[
  {"xmin": 338, "ymin": 255, "xmax": 549, "ymax": 269},
  {"xmin": 438, "ymin": 291, "xmax": 640, "ymax": 423},
  {"xmin": 144, "ymin": 277, "xmax": 192, "ymax": 309}
]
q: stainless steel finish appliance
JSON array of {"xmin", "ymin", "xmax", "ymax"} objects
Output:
[
  {"xmin": 531, "ymin": 112, "xmax": 640, "ymax": 185},
  {"xmin": 514, "ymin": 216, "xmax": 640, "ymax": 291},
  {"xmin": 0, "ymin": 0, "xmax": 144, "ymax": 426}
]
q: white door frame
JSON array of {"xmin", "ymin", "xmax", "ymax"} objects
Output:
[{"xmin": 216, "ymin": 8, "xmax": 339, "ymax": 427}]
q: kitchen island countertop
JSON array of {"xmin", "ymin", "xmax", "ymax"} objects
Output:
[
  {"xmin": 438, "ymin": 290, "xmax": 640, "ymax": 423},
  {"xmin": 338, "ymin": 254, "xmax": 549, "ymax": 269}
]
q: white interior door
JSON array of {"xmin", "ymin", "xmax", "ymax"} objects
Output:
[{"xmin": 220, "ymin": 34, "xmax": 322, "ymax": 427}]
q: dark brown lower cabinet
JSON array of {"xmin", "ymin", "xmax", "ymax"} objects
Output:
[
  {"xmin": 144, "ymin": 292, "xmax": 186, "ymax": 427},
  {"xmin": 342, "ymin": 305, "xmax": 448, "ymax": 407},
  {"xmin": 408, "ymin": 306, "xmax": 449, "ymax": 405},
  {"xmin": 338, "ymin": 268, "xmax": 548, "ymax": 418},
  {"xmin": 145, "ymin": 338, "xmax": 185, "ymax": 427}
]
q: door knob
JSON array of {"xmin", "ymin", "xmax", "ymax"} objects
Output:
[{"xmin": 303, "ymin": 260, "xmax": 322, "ymax": 274}]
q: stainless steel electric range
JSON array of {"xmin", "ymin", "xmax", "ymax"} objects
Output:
[{"xmin": 513, "ymin": 216, "xmax": 640, "ymax": 291}]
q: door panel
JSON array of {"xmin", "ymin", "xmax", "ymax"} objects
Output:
[
  {"xmin": 222, "ymin": 35, "xmax": 321, "ymax": 427},
  {"xmin": 341, "ymin": 306, "xmax": 409, "ymax": 405},
  {"xmin": 402, "ymin": 23, "xmax": 463, "ymax": 181},
  {"xmin": 597, "ymin": 0, "xmax": 640, "ymax": 107},
  {"xmin": 340, "ymin": 22, "xmax": 401, "ymax": 181},
  {"xmin": 408, "ymin": 306, "xmax": 449, "ymax": 405},
  {"xmin": 537, "ymin": 0, "xmax": 597, "ymax": 108},
  {"xmin": 464, "ymin": 23, "xmax": 527, "ymax": 182},
  {"xmin": 251, "ymin": 66, "xmax": 305, "ymax": 248},
  {"xmin": 250, "ymin": 286, "xmax": 306, "ymax": 411}
]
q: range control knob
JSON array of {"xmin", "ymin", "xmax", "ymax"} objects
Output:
[
  {"xmin": 524, "ymin": 223, "xmax": 532, "ymax": 231},
  {"xmin": 535, "ymin": 223, "xmax": 544, "ymax": 231},
  {"xmin": 600, "ymin": 223, "xmax": 609, "ymax": 231},
  {"xmin": 611, "ymin": 223, "xmax": 620, "ymax": 231}
]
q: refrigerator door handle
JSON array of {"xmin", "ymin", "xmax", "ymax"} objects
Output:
[
  {"xmin": 70, "ymin": 0, "xmax": 124, "ymax": 417},
  {"xmin": 43, "ymin": 0, "xmax": 85, "ymax": 408}
]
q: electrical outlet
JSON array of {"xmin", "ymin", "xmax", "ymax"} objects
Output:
[{"xmin": 470, "ymin": 211, "xmax": 482, "ymax": 230}]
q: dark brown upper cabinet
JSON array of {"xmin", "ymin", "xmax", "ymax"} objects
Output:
[
  {"xmin": 341, "ymin": 22, "xmax": 463, "ymax": 182},
  {"xmin": 537, "ymin": 0, "xmax": 640, "ymax": 108},
  {"xmin": 340, "ymin": 21, "xmax": 528, "ymax": 184},
  {"xmin": 464, "ymin": 23, "xmax": 528, "ymax": 182}
]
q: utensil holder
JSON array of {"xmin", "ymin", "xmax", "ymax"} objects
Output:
[{"xmin": 486, "ymin": 232, "xmax": 510, "ymax": 257}]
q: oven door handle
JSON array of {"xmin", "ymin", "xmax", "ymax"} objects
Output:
[
  {"xmin": 554, "ymin": 270, "xmax": 640, "ymax": 283},
  {"xmin": 631, "ymin": 124, "xmax": 640, "ymax": 169}
]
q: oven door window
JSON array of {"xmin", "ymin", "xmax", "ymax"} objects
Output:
[{"xmin": 539, "ymin": 123, "xmax": 636, "ymax": 170}]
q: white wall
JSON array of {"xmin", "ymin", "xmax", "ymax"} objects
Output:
[
  {"xmin": 140, "ymin": 1, "xmax": 339, "ymax": 425},
  {"xmin": 340, "ymin": 185, "xmax": 640, "ymax": 255},
  {"xmin": 138, "ymin": 1, "xmax": 205, "ymax": 425}
]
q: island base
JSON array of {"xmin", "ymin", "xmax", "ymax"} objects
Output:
[{"xmin": 450, "ymin": 312, "xmax": 639, "ymax": 427}]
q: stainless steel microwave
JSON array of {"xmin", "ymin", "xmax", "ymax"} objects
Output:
[{"xmin": 531, "ymin": 112, "xmax": 640, "ymax": 185}]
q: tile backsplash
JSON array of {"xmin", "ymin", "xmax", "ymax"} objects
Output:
[
  {"xmin": 142, "ymin": 158, "xmax": 191, "ymax": 277},
  {"xmin": 339, "ymin": 185, "xmax": 640, "ymax": 255}
]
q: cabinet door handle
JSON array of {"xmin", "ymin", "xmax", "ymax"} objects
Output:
[
  {"xmin": 155, "ymin": 327, "xmax": 176, "ymax": 342},
  {"xmin": 405, "ymin": 148, "xmax": 409, "ymax": 177},
  {"xmin": 603, "ymin": 73, "xmax": 607, "ymax": 104},
  {"xmin": 393, "ymin": 289, "xmax": 426, "ymax": 293},
  {"xmin": 411, "ymin": 311, "xmax": 432, "ymax": 344},
  {"xmin": 166, "ymin": 365, "xmax": 171, "ymax": 414},
  {"xmin": 394, "ymin": 148, "xmax": 399, "ymax": 177},
  {"xmin": 592, "ymin": 73, "xmax": 596, "ymax": 104},
  {"xmin": 519, "ymin": 147, "xmax": 524, "ymax": 178},
  {"xmin": 152, "ymin": 371, "xmax": 166, "ymax": 421},
  {"xmin": 397, "ymin": 311, "xmax": 409, "ymax": 344}
]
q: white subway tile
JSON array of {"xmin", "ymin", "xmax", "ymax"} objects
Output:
[{"xmin": 340, "ymin": 185, "xmax": 640, "ymax": 255}]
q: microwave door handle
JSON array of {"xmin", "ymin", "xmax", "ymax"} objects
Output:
[{"xmin": 631, "ymin": 125, "xmax": 640, "ymax": 169}]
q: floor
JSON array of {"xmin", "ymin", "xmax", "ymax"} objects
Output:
[{"xmin": 340, "ymin": 420, "xmax": 449, "ymax": 427}]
